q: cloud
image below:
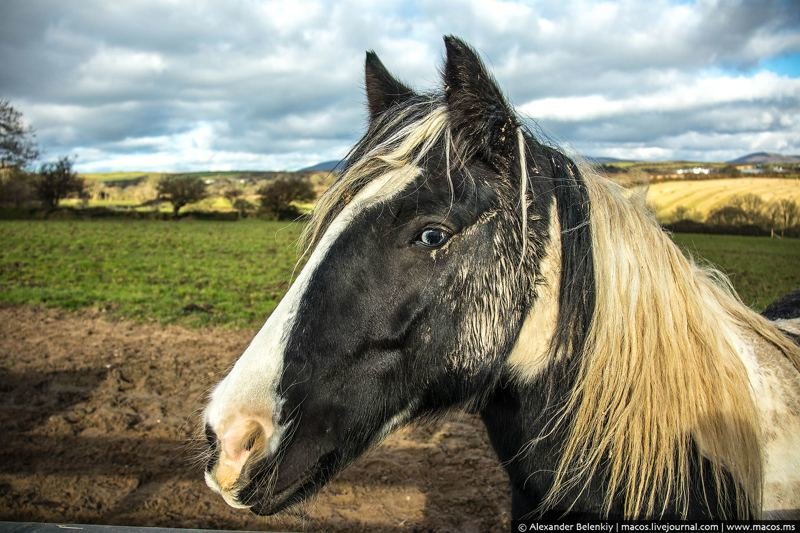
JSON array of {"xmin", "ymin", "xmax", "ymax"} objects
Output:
[
  {"xmin": 519, "ymin": 72, "xmax": 800, "ymax": 122},
  {"xmin": 0, "ymin": 0, "xmax": 798, "ymax": 170}
]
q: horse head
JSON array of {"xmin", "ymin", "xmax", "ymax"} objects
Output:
[{"xmin": 201, "ymin": 36, "xmax": 560, "ymax": 514}]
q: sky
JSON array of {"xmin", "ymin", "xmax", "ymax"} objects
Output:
[{"xmin": 1, "ymin": 0, "xmax": 799, "ymax": 172}]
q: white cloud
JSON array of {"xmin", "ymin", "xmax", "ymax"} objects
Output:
[
  {"xmin": 79, "ymin": 47, "xmax": 167, "ymax": 79},
  {"xmin": 1, "ymin": 0, "xmax": 798, "ymax": 169},
  {"xmin": 519, "ymin": 72, "xmax": 800, "ymax": 122},
  {"xmin": 74, "ymin": 122, "xmax": 350, "ymax": 172}
]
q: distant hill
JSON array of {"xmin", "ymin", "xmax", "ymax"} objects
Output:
[
  {"xmin": 586, "ymin": 156, "xmax": 636, "ymax": 164},
  {"xmin": 300, "ymin": 160, "xmax": 343, "ymax": 172},
  {"xmin": 727, "ymin": 152, "xmax": 800, "ymax": 164}
]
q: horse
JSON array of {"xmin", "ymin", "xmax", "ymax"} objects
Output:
[{"xmin": 201, "ymin": 36, "xmax": 800, "ymax": 521}]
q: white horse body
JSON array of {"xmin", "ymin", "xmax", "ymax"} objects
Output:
[{"xmin": 744, "ymin": 318, "xmax": 800, "ymax": 517}]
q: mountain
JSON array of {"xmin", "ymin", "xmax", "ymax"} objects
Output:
[
  {"xmin": 300, "ymin": 160, "xmax": 343, "ymax": 172},
  {"xmin": 585, "ymin": 156, "xmax": 636, "ymax": 164},
  {"xmin": 727, "ymin": 152, "xmax": 800, "ymax": 164}
]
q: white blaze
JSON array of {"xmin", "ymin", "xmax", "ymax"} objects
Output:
[{"xmin": 203, "ymin": 165, "xmax": 420, "ymax": 498}]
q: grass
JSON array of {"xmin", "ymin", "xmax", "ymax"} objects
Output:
[
  {"xmin": 671, "ymin": 233, "xmax": 800, "ymax": 310},
  {"xmin": 0, "ymin": 221, "xmax": 797, "ymax": 328},
  {"xmin": 0, "ymin": 220, "xmax": 304, "ymax": 328}
]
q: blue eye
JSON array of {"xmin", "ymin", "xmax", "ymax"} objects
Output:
[{"xmin": 417, "ymin": 228, "xmax": 451, "ymax": 248}]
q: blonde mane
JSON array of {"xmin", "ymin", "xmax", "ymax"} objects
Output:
[
  {"xmin": 301, "ymin": 102, "xmax": 449, "ymax": 253},
  {"xmin": 543, "ymin": 166, "xmax": 800, "ymax": 518},
  {"xmin": 302, "ymin": 102, "xmax": 800, "ymax": 519}
]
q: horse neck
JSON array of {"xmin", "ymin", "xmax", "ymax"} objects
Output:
[
  {"xmin": 480, "ymin": 168, "xmax": 753, "ymax": 519},
  {"xmin": 479, "ymin": 363, "xmax": 584, "ymax": 518},
  {"xmin": 479, "ymin": 367, "xmax": 742, "ymax": 520}
]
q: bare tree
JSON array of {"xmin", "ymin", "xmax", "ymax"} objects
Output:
[
  {"xmin": 767, "ymin": 199, "xmax": 800, "ymax": 235},
  {"xmin": 672, "ymin": 205, "xmax": 700, "ymax": 222},
  {"xmin": 157, "ymin": 175, "xmax": 207, "ymax": 217},
  {"xmin": 0, "ymin": 101, "xmax": 40, "ymax": 207},
  {"xmin": 35, "ymin": 156, "xmax": 86, "ymax": 210},
  {"xmin": 707, "ymin": 205, "xmax": 748, "ymax": 226},
  {"xmin": 1, "ymin": 100, "xmax": 39, "ymax": 170},
  {"xmin": 729, "ymin": 193, "xmax": 767, "ymax": 226}
]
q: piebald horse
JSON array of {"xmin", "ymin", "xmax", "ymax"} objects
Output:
[{"xmin": 202, "ymin": 37, "xmax": 800, "ymax": 521}]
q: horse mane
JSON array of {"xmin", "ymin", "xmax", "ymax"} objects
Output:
[
  {"xmin": 301, "ymin": 99, "xmax": 449, "ymax": 252},
  {"xmin": 543, "ymin": 161, "xmax": 800, "ymax": 518},
  {"xmin": 301, "ymin": 97, "xmax": 800, "ymax": 519}
]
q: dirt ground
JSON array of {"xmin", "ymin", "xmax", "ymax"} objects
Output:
[{"xmin": 0, "ymin": 305, "xmax": 511, "ymax": 531}]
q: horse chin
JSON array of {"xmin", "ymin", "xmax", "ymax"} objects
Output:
[{"xmin": 240, "ymin": 449, "xmax": 342, "ymax": 516}]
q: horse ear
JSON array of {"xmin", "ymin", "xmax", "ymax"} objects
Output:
[
  {"xmin": 365, "ymin": 51, "xmax": 415, "ymax": 121},
  {"xmin": 442, "ymin": 36, "xmax": 517, "ymax": 169}
]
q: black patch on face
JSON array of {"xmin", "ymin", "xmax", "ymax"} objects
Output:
[
  {"xmin": 232, "ymin": 36, "xmax": 600, "ymax": 517},
  {"xmin": 238, "ymin": 136, "xmax": 560, "ymax": 510}
]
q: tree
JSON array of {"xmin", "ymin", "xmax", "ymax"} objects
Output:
[
  {"xmin": 1, "ymin": 100, "xmax": 39, "ymax": 170},
  {"xmin": 223, "ymin": 186, "xmax": 242, "ymax": 206},
  {"xmin": 729, "ymin": 193, "xmax": 767, "ymax": 226},
  {"xmin": 257, "ymin": 178, "xmax": 315, "ymax": 220},
  {"xmin": 222, "ymin": 186, "xmax": 255, "ymax": 218},
  {"xmin": 35, "ymin": 156, "xmax": 85, "ymax": 210},
  {"xmin": 706, "ymin": 205, "xmax": 748, "ymax": 226},
  {"xmin": 717, "ymin": 165, "xmax": 740, "ymax": 176},
  {"xmin": 671, "ymin": 205, "xmax": 700, "ymax": 222},
  {"xmin": 157, "ymin": 175, "xmax": 207, "ymax": 217},
  {"xmin": 0, "ymin": 169, "xmax": 36, "ymax": 207},
  {"xmin": 767, "ymin": 199, "xmax": 800, "ymax": 235}
]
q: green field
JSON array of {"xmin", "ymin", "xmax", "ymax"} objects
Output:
[
  {"xmin": 0, "ymin": 221, "xmax": 797, "ymax": 328},
  {"xmin": 671, "ymin": 233, "xmax": 799, "ymax": 310},
  {"xmin": 0, "ymin": 220, "xmax": 304, "ymax": 327}
]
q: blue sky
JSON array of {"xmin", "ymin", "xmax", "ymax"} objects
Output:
[
  {"xmin": 1, "ymin": 0, "xmax": 799, "ymax": 171},
  {"xmin": 759, "ymin": 53, "xmax": 800, "ymax": 77}
]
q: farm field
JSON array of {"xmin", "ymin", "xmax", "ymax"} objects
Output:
[
  {"xmin": 1, "ymin": 220, "xmax": 798, "ymax": 327},
  {"xmin": 644, "ymin": 177, "xmax": 800, "ymax": 220},
  {"xmin": 0, "ymin": 220, "xmax": 305, "ymax": 328},
  {"xmin": 71, "ymin": 170, "xmax": 332, "ymax": 215},
  {"xmin": 671, "ymin": 233, "xmax": 800, "ymax": 310},
  {"xmin": 1, "ymin": 220, "xmax": 798, "ymax": 530}
]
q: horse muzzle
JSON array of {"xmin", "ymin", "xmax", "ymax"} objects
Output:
[{"xmin": 203, "ymin": 412, "xmax": 277, "ymax": 509}]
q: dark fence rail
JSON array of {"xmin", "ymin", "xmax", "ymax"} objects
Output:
[{"xmin": 0, "ymin": 523, "xmax": 277, "ymax": 533}]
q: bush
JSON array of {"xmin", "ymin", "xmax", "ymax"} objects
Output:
[{"xmin": 0, "ymin": 169, "xmax": 36, "ymax": 207}]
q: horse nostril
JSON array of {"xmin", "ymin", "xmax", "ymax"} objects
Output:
[
  {"xmin": 208, "ymin": 415, "xmax": 274, "ymax": 491},
  {"xmin": 222, "ymin": 418, "xmax": 268, "ymax": 459},
  {"xmin": 243, "ymin": 431, "xmax": 258, "ymax": 452}
]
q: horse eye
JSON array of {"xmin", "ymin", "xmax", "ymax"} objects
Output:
[{"xmin": 417, "ymin": 228, "xmax": 450, "ymax": 248}]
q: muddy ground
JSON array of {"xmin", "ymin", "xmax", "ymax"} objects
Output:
[{"xmin": 0, "ymin": 306, "xmax": 511, "ymax": 531}]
